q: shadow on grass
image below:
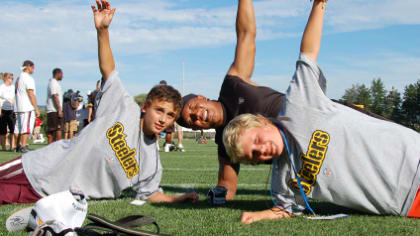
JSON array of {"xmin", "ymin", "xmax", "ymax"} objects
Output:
[
  {"xmin": 122, "ymin": 186, "xmax": 270, "ymax": 198},
  {"xmin": 163, "ymin": 186, "xmax": 269, "ymax": 196},
  {"xmin": 121, "ymin": 187, "xmax": 369, "ymax": 216},
  {"xmin": 149, "ymin": 200, "xmax": 369, "ymax": 215}
]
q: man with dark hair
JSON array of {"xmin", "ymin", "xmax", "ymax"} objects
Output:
[
  {"xmin": 0, "ymin": 0, "xmax": 197, "ymax": 205},
  {"xmin": 14, "ymin": 60, "xmax": 40, "ymax": 153},
  {"xmin": 46, "ymin": 68, "xmax": 63, "ymax": 144},
  {"xmin": 177, "ymin": 0, "xmax": 278, "ymax": 199},
  {"xmin": 177, "ymin": 0, "xmax": 389, "ymax": 200}
]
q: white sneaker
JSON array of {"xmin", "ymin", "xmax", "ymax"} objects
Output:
[
  {"xmin": 164, "ymin": 143, "xmax": 171, "ymax": 152},
  {"xmin": 178, "ymin": 144, "xmax": 185, "ymax": 152}
]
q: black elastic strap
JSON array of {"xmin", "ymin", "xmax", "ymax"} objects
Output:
[{"xmin": 80, "ymin": 214, "xmax": 169, "ymax": 236}]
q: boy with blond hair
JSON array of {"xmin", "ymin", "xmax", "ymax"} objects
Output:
[{"xmin": 223, "ymin": 0, "xmax": 420, "ymax": 224}]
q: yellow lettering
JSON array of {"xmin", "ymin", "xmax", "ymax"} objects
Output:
[
  {"xmin": 106, "ymin": 122, "xmax": 139, "ymax": 179},
  {"xmin": 289, "ymin": 130, "xmax": 330, "ymax": 195}
]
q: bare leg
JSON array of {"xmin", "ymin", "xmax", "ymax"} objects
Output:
[
  {"xmin": 47, "ymin": 133, "xmax": 54, "ymax": 144},
  {"xmin": 55, "ymin": 130, "xmax": 62, "ymax": 141},
  {"xmin": 9, "ymin": 133, "xmax": 15, "ymax": 150},
  {"xmin": 165, "ymin": 132, "xmax": 173, "ymax": 144},
  {"xmin": 21, "ymin": 134, "xmax": 28, "ymax": 147},
  {"xmin": 14, "ymin": 133, "xmax": 20, "ymax": 149},
  {"xmin": 164, "ymin": 132, "xmax": 173, "ymax": 152},
  {"xmin": 0, "ymin": 135, "xmax": 6, "ymax": 151},
  {"xmin": 176, "ymin": 128, "xmax": 185, "ymax": 152}
]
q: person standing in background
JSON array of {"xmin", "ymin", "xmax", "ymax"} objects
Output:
[
  {"xmin": 0, "ymin": 73, "xmax": 16, "ymax": 151},
  {"xmin": 46, "ymin": 68, "xmax": 64, "ymax": 144},
  {"xmin": 159, "ymin": 80, "xmax": 185, "ymax": 152},
  {"xmin": 14, "ymin": 60, "xmax": 40, "ymax": 153},
  {"xmin": 88, "ymin": 80, "xmax": 101, "ymax": 124},
  {"xmin": 63, "ymin": 90, "xmax": 79, "ymax": 140}
]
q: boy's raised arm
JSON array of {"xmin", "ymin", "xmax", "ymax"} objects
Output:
[
  {"xmin": 227, "ymin": 0, "xmax": 257, "ymax": 81},
  {"xmin": 300, "ymin": 0, "xmax": 327, "ymax": 62},
  {"xmin": 92, "ymin": 0, "xmax": 116, "ymax": 81}
]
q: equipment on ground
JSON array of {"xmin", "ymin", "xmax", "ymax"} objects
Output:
[{"xmin": 207, "ymin": 186, "xmax": 227, "ymax": 205}]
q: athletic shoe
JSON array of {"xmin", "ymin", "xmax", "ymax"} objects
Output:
[
  {"xmin": 178, "ymin": 144, "xmax": 185, "ymax": 152},
  {"xmin": 20, "ymin": 147, "xmax": 30, "ymax": 153},
  {"xmin": 13, "ymin": 146, "xmax": 21, "ymax": 153}
]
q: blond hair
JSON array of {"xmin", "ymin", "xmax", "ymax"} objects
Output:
[
  {"xmin": 1, "ymin": 73, "xmax": 12, "ymax": 82},
  {"xmin": 223, "ymin": 113, "xmax": 269, "ymax": 164}
]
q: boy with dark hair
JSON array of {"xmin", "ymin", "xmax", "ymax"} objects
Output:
[
  {"xmin": 223, "ymin": 0, "xmax": 420, "ymax": 224},
  {"xmin": 0, "ymin": 0, "xmax": 197, "ymax": 205}
]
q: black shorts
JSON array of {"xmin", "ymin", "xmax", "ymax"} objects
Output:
[
  {"xmin": 0, "ymin": 110, "xmax": 15, "ymax": 135},
  {"xmin": 47, "ymin": 112, "xmax": 63, "ymax": 133},
  {"xmin": 164, "ymin": 125, "xmax": 175, "ymax": 134}
]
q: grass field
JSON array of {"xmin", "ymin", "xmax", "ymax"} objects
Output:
[{"xmin": 1, "ymin": 140, "xmax": 420, "ymax": 235}]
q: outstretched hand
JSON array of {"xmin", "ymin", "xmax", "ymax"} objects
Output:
[
  {"xmin": 91, "ymin": 0, "xmax": 116, "ymax": 30},
  {"xmin": 177, "ymin": 192, "xmax": 199, "ymax": 203}
]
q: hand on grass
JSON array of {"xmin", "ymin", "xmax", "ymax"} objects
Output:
[
  {"xmin": 92, "ymin": 0, "xmax": 116, "ymax": 31},
  {"xmin": 240, "ymin": 207, "xmax": 292, "ymax": 224},
  {"xmin": 176, "ymin": 192, "xmax": 199, "ymax": 203}
]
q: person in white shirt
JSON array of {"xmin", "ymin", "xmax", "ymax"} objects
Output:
[
  {"xmin": 46, "ymin": 68, "xmax": 64, "ymax": 144},
  {"xmin": 0, "ymin": 73, "xmax": 16, "ymax": 151},
  {"xmin": 14, "ymin": 60, "xmax": 40, "ymax": 153}
]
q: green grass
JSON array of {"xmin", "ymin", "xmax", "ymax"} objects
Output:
[{"xmin": 1, "ymin": 140, "xmax": 420, "ymax": 235}]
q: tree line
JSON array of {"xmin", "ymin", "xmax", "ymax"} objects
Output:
[{"xmin": 340, "ymin": 78, "xmax": 420, "ymax": 132}]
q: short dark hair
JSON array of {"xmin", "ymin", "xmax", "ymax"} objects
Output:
[
  {"xmin": 22, "ymin": 60, "xmax": 34, "ymax": 67},
  {"xmin": 52, "ymin": 68, "xmax": 62, "ymax": 77},
  {"xmin": 145, "ymin": 85, "xmax": 182, "ymax": 116},
  {"xmin": 159, "ymin": 80, "xmax": 167, "ymax": 85}
]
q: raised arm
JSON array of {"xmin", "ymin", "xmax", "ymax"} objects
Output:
[
  {"xmin": 300, "ymin": 0, "xmax": 327, "ymax": 62},
  {"xmin": 92, "ymin": 0, "xmax": 116, "ymax": 81},
  {"xmin": 227, "ymin": 0, "xmax": 257, "ymax": 81}
]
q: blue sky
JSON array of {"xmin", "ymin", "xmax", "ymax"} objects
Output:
[{"xmin": 1, "ymin": 0, "xmax": 419, "ymax": 105}]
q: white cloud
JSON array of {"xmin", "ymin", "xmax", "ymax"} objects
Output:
[
  {"xmin": 1, "ymin": 0, "xmax": 419, "ymax": 103},
  {"xmin": 326, "ymin": 0, "xmax": 420, "ymax": 32}
]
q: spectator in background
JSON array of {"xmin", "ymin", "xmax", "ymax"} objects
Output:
[
  {"xmin": 159, "ymin": 80, "xmax": 185, "ymax": 152},
  {"xmin": 0, "ymin": 73, "xmax": 16, "ymax": 151},
  {"xmin": 63, "ymin": 89, "xmax": 80, "ymax": 139},
  {"xmin": 46, "ymin": 68, "xmax": 63, "ymax": 144},
  {"xmin": 87, "ymin": 80, "xmax": 101, "ymax": 123},
  {"xmin": 75, "ymin": 98, "xmax": 87, "ymax": 130},
  {"xmin": 32, "ymin": 117, "xmax": 45, "ymax": 144},
  {"xmin": 14, "ymin": 60, "xmax": 40, "ymax": 153}
]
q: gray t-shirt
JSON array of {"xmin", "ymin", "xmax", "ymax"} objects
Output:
[
  {"xmin": 272, "ymin": 54, "xmax": 420, "ymax": 216},
  {"xmin": 22, "ymin": 71, "xmax": 162, "ymax": 200}
]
